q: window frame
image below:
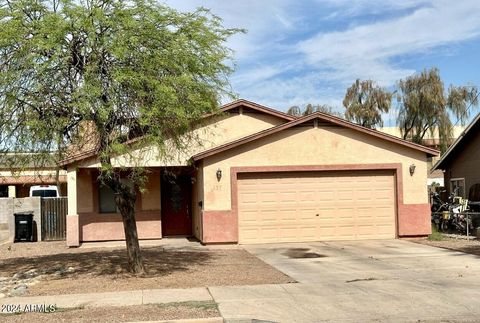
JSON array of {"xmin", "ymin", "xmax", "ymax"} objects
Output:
[
  {"xmin": 450, "ymin": 178, "xmax": 466, "ymax": 198},
  {"xmin": 98, "ymin": 184, "xmax": 118, "ymax": 214}
]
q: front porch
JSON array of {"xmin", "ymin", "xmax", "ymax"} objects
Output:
[{"xmin": 66, "ymin": 166, "xmax": 200, "ymax": 247}]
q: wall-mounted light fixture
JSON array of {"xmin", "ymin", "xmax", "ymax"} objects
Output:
[
  {"xmin": 216, "ymin": 169, "xmax": 222, "ymax": 181},
  {"xmin": 409, "ymin": 164, "xmax": 416, "ymax": 176}
]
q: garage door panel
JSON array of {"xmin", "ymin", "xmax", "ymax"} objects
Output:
[
  {"xmin": 278, "ymin": 209, "xmax": 297, "ymax": 219},
  {"xmin": 238, "ymin": 170, "xmax": 396, "ymax": 244},
  {"xmin": 337, "ymin": 190, "xmax": 354, "ymax": 200},
  {"xmin": 297, "ymin": 228, "xmax": 316, "ymax": 240}
]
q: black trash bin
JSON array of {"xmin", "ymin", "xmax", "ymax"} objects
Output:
[{"xmin": 14, "ymin": 212, "xmax": 34, "ymax": 242}]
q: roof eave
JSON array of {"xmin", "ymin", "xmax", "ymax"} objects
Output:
[
  {"xmin": 192, "ymin": 112, "xmax": 439, "ymax": 161},
  {"xmin": 220, "ymin": 99, "xmax": 295, "ymax": 121},
  {"xmin": 431, "ymin": 112, "xmax": 480, "ymax": 172},
  {"xmin": 61, "ymin": 99, "xmax": 294, "ymax": 167}
]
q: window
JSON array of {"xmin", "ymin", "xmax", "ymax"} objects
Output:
[
  {"xmin": 31, "ymin": 189, "xmax": 58, "ymax": 198},
  {"xmin": 450, "ymin": 178, "xmax": 465, "ymax": 198},
  {"xmin": 99, "ymin": 184, "xmax": 117, "ymax": 213}
]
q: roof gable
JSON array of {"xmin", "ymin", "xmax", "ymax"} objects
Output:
[
  {"xmin": 61, "ymin": 99, "xmax": 293, "ymax": 166},
  {"xmin": 432, "ymin": 112, "xmax": 480, "ymax": 171},
  {"xmin": 192, "ymin": 112, "xmax": 439, "ymax": 161},
  {"xmin": 219, "ymin": 99, "xmax": 294, "ymax": 121}
]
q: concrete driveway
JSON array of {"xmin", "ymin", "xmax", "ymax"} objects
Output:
[{"xmin": 209, "ymin": 239, "xmax": 480, "ymax": 322}]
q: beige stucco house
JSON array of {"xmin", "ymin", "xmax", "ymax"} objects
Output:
[
  {"xmin": 64, "ymin": 99, "xmax": 438, "ymax": 246},
  {"xmin": 0, "ymin": 165, "xmax": 66, "ymax": 198}
]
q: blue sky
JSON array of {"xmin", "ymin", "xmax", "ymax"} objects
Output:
[{"xmin": 164, "ymin": 0, "xmax": 480, "ymax": 123}]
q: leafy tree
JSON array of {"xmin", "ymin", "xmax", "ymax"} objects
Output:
[
  {"xmin": 0, "ymin": 0, "xmax": 240, "ymax": 274},
  {"xmin": 286, "ymin": 103, "xmax": 342, "ymax": 117},
  {"xmin": 286, "ymin": 105, "xmax": 302, "ymax": 117},
  {"xmin": 343, "ymin": 79, "xmax": 392, "ymax": 128},
  {"xmin": 397, "ymin": 68, "xmax": 478, "ymax": 152}
]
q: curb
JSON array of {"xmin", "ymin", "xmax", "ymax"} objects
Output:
[
  {"xmin": 127, "ymin": 318, "xmax": 224, "ymax": 323},
  {"xmin": 0, "ymin": 288, "xmax": 213, "ymax": 312}
]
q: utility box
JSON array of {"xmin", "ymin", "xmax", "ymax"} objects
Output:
[{"xmin": 14, "ymin": 212, "xmax": 34, "ymax": 242}]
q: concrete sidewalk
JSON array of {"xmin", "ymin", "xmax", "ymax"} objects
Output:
[
  {"xmin": 2, "ymin": 240, "xmax": 480, "ymax": 322},
  {"xmin": 4, "ymin": 281, "xmax": 480, "ymax": 322},
  {"xmin": 0, "ymin": 287, "xmax": 212, "ymax": 311}
]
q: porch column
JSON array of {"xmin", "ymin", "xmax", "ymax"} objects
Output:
[
  {"xmin": 7, "ymin": 186, "xmax": 15, "ymax": 198},
  {"xmin": 66, "ymin": 167, "xmax": 80, "ymax": 247}
]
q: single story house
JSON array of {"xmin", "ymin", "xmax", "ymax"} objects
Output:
[
  {"xmin": 64, "ymin": 99, "xmax": 438, "ymax": 246},
  {"xmin": 0, "ymin": 165, "xmax": 66, "ymax": 198},
  {"xmin": 432, "ymin": 112, "xmax": 480, "ymax": 200}
]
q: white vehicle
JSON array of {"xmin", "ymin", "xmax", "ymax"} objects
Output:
[{"xmin": 29, "ymin": 185, "xmax": 59, "ymax": 198}]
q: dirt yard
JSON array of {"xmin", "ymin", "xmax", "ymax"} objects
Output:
[
  {"xmin": 0, "ymin": 301, "xmax": 220, "ymax": 323},
  {"xmin": 412, "ymin": 237, "xmax": 480, "ymax": 256},
  {"xmin": 0, "ymin": 241, "xmax": 294, "ymax": 296}
]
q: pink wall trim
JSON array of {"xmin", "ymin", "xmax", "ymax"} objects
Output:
[
  {"xmin": 398, "ymin": 204, "xmax": 431, "ymax": 236},
  {"xmin": 202, "ymin": 210, "xmax": 237, "ymax": 243},
  {"xmin": 79, "ymin": 211, "xmax": 161, "ymax": 242},
  {"xmin": 66, "ymin": 214, "xmax": 80, "ymax": 247}
]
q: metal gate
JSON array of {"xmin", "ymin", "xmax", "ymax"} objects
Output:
[{"xmin": 41, "ymin": 197, "xmax": 67, "ymax": 241}]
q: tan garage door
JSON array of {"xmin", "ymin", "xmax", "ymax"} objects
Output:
[{"xmin": 238, "ymin": 170, "xmax": 396, "ymax": 244}]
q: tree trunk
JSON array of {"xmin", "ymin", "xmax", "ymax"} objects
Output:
[
  {"xmin": 115, "ymin": 187, "xmax": 146, "ymax": 275},
  {"xmin": 99, "ymin": 149, "xmax": 146, "ymax": 274}
]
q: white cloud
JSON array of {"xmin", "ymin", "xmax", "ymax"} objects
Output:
[
  {"xmin": 318, "ymin": 0, "xmax": 431, "ymax": 19},
  {"xmin": 162, "ymin": 0, "xmax": 297, "ymax": 61},
  {"xmin": 230, "ymin": 72, "xmax": 345, "ymax": 111},
  {"xmin": 163, "ymin": 0, "xmax": 480, "ymax": 110},
  {"xmin": 298, "ymin": 0, "xmax": 480, "ymax": 86}
]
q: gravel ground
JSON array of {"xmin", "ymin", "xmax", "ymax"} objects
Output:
[
  {"xmin": 0, "ymin": 241, "xmax": 294, "ymax": 296},
  {"xmin": 411, "ymin": 237, "xmax": 480, "ymax": 256},
  {"xmin": 0, "ymin": 301, "xmax": 219, "ymax": 323}
]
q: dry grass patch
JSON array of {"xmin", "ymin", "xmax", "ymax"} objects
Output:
[
  {"xmin": 0, "ymin": 301, "xmax": 220, "ymax": 323},
  {"xmin": 0, "ymin": 241, "xmax": 294, "ymax": 296}
]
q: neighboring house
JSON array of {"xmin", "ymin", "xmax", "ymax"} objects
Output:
[
  {"xmin": 379, "ymin": 126, "xmax": 464, "ymax": 187},
  {"xmin": 63, "ymin": 99, "xmax": 438, "ymax": 247},
  {"xmin": 432, "ymin": 113, "xmax": 480, "ymax": 200},
  {"xmin": 0, "ymin": 163, "xmax": 67, "ymax": 198}
]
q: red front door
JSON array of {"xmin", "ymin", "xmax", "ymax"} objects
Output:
[{"xmin": 161, "ymin": 173, "xmax": 192, "ymax": 236}]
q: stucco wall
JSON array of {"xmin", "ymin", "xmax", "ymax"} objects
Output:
[
  {"xmin": 79, "ymin": 211, "xmax": 161, "ymax": 241},
  {"xmin": 202, "ymin": 125, "xmax": 428, "ymax": 210},
  {"xmin": 200, "ymin": 124, "xmax": 430, "ymax": 242},
  {"xmin": 79, "ymin": 111, "xmax": 286, "ymax": 168},
  {"xmin": 0, "ymin": 169, "xmax": 67, "ymax": 184},
  {"xmin": 444, "ymin": 127, "xmax": 480, "ymax": 198},
  {"xmin": 0, "ymin": 198, "xmax": 13, "ymax": 225},
  {"xmin": 75, "ymin": 168, "xmax": 162, "ymax": 242},
  {"xmin": 142, "ymin": 170, "xmax": 161, "ymax": 210},
  {"xmin": 77, "ymin": 169, "xmax": 94, "ymax": 213},
  {"xmin": 0, "ymin": 197, "xmax": 41, "ymax": 242}
]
